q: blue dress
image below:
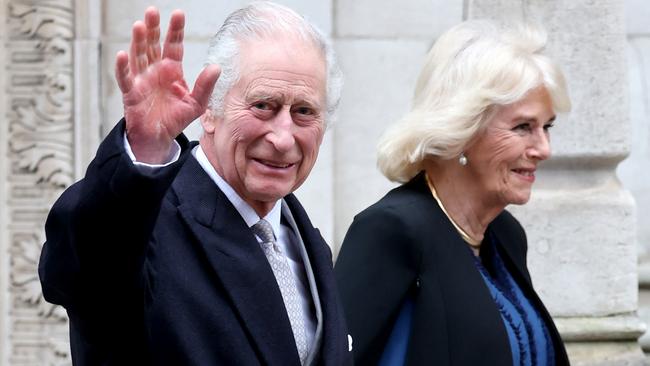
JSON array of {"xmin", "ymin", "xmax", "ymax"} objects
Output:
[{"xmin": 473, "ymin": 232, "xmax": 556, "ymax": 366}]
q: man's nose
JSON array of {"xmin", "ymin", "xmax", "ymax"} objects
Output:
[{"xmin": 267, "ymin": 107, "xmax": 295, "ymax": 152}]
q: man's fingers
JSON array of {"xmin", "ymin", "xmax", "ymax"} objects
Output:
[
  {"xmin": 129, "ymin": 21, "xmax": 149, "ymax": 75},
  {"xmin": 162, "ymin": 9, "xmax": 185, "ymax": 62},
  {"xmin": 144, "ymin": 7, "xmax": 161, "ymax": 63},
  {"xmin": 190, "ymin": 64, "xmax": 221, "ymax": 109},
  {"xmin": 115, "ymin": 51, "xmax": 133, "ymax": 94}
]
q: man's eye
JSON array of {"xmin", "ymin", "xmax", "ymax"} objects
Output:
[
  {"xmin": 294, "ymin": 106, "xmax": 314, "ymax": 115},
  {"xmin": 253, "ymin": 102, "xmax": 272, "ymax": 110},
  {"xmin": 543, "ymin": 123, "xmax": 555, "ymax": 132}
]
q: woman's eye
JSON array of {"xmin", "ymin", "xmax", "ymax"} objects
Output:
[{"xmin": 513, "ymin": 123, "xmax": 531, "ymax": 132}]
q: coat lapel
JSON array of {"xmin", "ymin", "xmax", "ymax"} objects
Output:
[
  {"xmin": 284, "ymin": 194, "xmax": 347, "ymax": 366},
  {"xmin": 407, "ymin": 175, "xmax": 513, "ymax": 365},
  {"xmin": 172, "ymin": 156, "xmax": 301, "ymax": 366}
]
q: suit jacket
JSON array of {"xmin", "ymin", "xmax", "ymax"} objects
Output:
[
  {"xmin": 335, "ymin": 173, "xmax": 569, "ymax": 366},
  {"xmin": 39, "ymin": 120, "xmax": 352, "ymax": 366}
]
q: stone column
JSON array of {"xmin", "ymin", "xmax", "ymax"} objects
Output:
[
  {"xmin": 468, "ymin": 0, "xmax": 645, "ymax": 364},
  {"xmin": 0, "ymin": 0, "xmax": 7, "ymax": 362},
  {"xmin": 0, "ymin": 0, "xmax": 100, "ymax": 364},
  {"xmin": 3, "ymin": 0, "xmax": 74, "ymax": 364},
  {"xmin": 620, "ymin": 0, "xmax": 650, "ymax": 357}
]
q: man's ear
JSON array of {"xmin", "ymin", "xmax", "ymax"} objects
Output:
[{"xmin": 201, "ymin": 109, "xmax": 218, "ymax": 134}]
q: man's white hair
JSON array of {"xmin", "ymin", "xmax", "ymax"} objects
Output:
[
  {"xmin": 205, "ymin": 1, "xmax": 343, "ymax": 126},
  {"xmin": 377, "ymin": 20, "xmax": 571, "ymax": 183}
]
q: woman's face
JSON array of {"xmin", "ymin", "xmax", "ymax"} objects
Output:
[{"xmin": 464, "ymin": 87, "xmax": 556, "ymax": 207}]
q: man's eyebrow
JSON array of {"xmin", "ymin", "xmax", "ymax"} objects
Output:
[
  {"xmin": 245, "ymin": 91, "xmax": 323, "ymax": 108},
  {"xmin": 245, "ymin": 92, "xmax": 277, "ymax": 101}
]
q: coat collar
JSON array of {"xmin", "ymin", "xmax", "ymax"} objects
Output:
[{"xmin": 408, "ymin": 172, "xmax": 530, "ymax": 283}]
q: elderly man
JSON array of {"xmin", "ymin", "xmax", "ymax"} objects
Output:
[{"xmin": 38, "ymin": 2, "xmax": 351, "ymax": 365}]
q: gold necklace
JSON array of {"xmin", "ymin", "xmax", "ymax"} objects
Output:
[{"xmin": 425, "ymin": 174, "xmax": 482, "ymax": 248}]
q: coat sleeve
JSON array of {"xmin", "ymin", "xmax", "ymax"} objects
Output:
[
  {"xmin": 38, "ymin": 119, "xmax": 192, "ymax": 310},
  {"xmin": 335, "ymin": 205, "xmax": 421, "ymax": 365}
]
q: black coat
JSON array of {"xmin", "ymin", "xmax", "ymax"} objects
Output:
[
  {"xmin": 39, "ymin": 120, "xmax": 352, "ymax": 365},
  {"xmin": 335, "ymin": 173, "xmax": 569, "ymax": 366}
]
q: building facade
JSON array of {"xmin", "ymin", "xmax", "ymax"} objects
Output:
[{"xmin": 0, "ymin": 0, "xmax": 647, "ymax": 364}]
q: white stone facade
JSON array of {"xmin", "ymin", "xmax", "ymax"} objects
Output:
[
  {"xmin": 621, "ymin": 0, "xmax": 650, "ymax": 360},
  {"xmin": 1, "ymin": 1, "xmax": 78, "ymax": 364},
  {"xmin": 0, "ymin": 0, "xmax": 647, "ymax": 364}
]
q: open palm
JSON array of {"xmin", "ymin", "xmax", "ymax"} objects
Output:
[{"xmin": 115, "ymin": 7, "xmax": 220, "ymax": 163}]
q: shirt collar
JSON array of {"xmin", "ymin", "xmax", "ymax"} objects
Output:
[{"xmin": 193, "ymin": 145, "xmax": 282, "ymax": 237}]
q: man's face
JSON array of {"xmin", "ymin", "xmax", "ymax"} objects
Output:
[{"xmin": 201, "ymin": 35, "xmax": 327, "ymax": 215}]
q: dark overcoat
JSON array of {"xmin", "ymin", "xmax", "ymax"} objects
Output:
[
  {"xmin": 335, "ymin": 173, "xmax": 570, "ymax": 366},
  {"xmin": 39, "ymin": 120, "xmax": 352, "ymax": 366}
]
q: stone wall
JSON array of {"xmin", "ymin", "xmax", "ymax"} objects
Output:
[{"xmin": 332, "ymin": 0, "xmax": 463, "ymax": 251}]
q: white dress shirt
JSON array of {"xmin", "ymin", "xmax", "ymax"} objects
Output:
[{"xmin": 124, "ymin": 135, "xmax": 316, "ymax": 352}]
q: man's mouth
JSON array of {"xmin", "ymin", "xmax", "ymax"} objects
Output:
[{"xmin": 254, "ymin": 158, "xmax": 295, "ymax": 169}]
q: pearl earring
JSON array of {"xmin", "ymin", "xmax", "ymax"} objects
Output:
[{"xmin": 459, "ymin": 153, "xmax": 468, "ymax": 166}]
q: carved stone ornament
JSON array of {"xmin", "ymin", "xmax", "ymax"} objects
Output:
[{"xmin": 6, "ymin": 0, "xmax": 74, "ymax": 364}]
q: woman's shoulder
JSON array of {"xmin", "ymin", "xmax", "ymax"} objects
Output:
[
  {"xmin": 355, "ymin": 172, "xmax": 434, "ymax": 219},
  {"xmin": 338, "ymin": 174, "xmax": 435, "ymax": 272}
]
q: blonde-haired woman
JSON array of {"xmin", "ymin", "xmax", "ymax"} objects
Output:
[{"xmin": 335, "ymin": 20, "xmax": 571, "ymax": 366}]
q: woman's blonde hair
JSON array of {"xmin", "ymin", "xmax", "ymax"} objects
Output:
[{"xmin": 377, "ymin": 20, "xmax": 571, "ymax": 183}]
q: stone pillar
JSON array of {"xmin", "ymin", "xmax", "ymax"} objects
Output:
[
  {"xmin": 0, "ymin": 0, "xmax": 101, "ymax": 364},
  {"xmin": 468, "ymin": 0, "xmax": 645, "ymax": 364},
  {"xmin": 620, "ymin": 0, "xmax": 650, "ymax": 357},
  {"xmin": 0, "ymin": 0, "xmax": 7, "ymax": 362},
  {"xmin": 3, "ymin": 0, "xmax": 75, "ymax": 364}
]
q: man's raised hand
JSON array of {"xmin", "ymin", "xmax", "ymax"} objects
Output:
[{"xmin": 115, "ymin": 7, "xmax": 220, "ymax": 164}]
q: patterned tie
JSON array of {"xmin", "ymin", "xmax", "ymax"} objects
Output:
[{"xmin": 252, "ymin": 219, "xmax": 308, "ymax": 364}]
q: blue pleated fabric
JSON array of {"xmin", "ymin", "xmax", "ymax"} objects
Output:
[{"xmin": 472, "ymin": 234, "xmax": 555, "ymax": 366}]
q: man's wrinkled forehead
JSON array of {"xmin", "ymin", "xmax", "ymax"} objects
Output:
[
  {"xmin": 244, "ymin": 81, "xmax": 325, "ymax": 109},
  {"xmin": 234, "ymin": 35, "xmax": 326, "ymax": 90}
]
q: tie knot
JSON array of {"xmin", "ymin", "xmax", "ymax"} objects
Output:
[{"xmin": 252, "ymin": 219, "xmax": 276, "ymax": 243}]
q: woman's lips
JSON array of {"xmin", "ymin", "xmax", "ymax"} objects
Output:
[{"xmin": 512, "ymin": 168, "xmax": 536, "ymax": 182}]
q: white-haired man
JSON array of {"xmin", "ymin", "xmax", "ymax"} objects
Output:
[{"xmin": 39, "ymin": 3, "xmax": 351, "ymax": 365}]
